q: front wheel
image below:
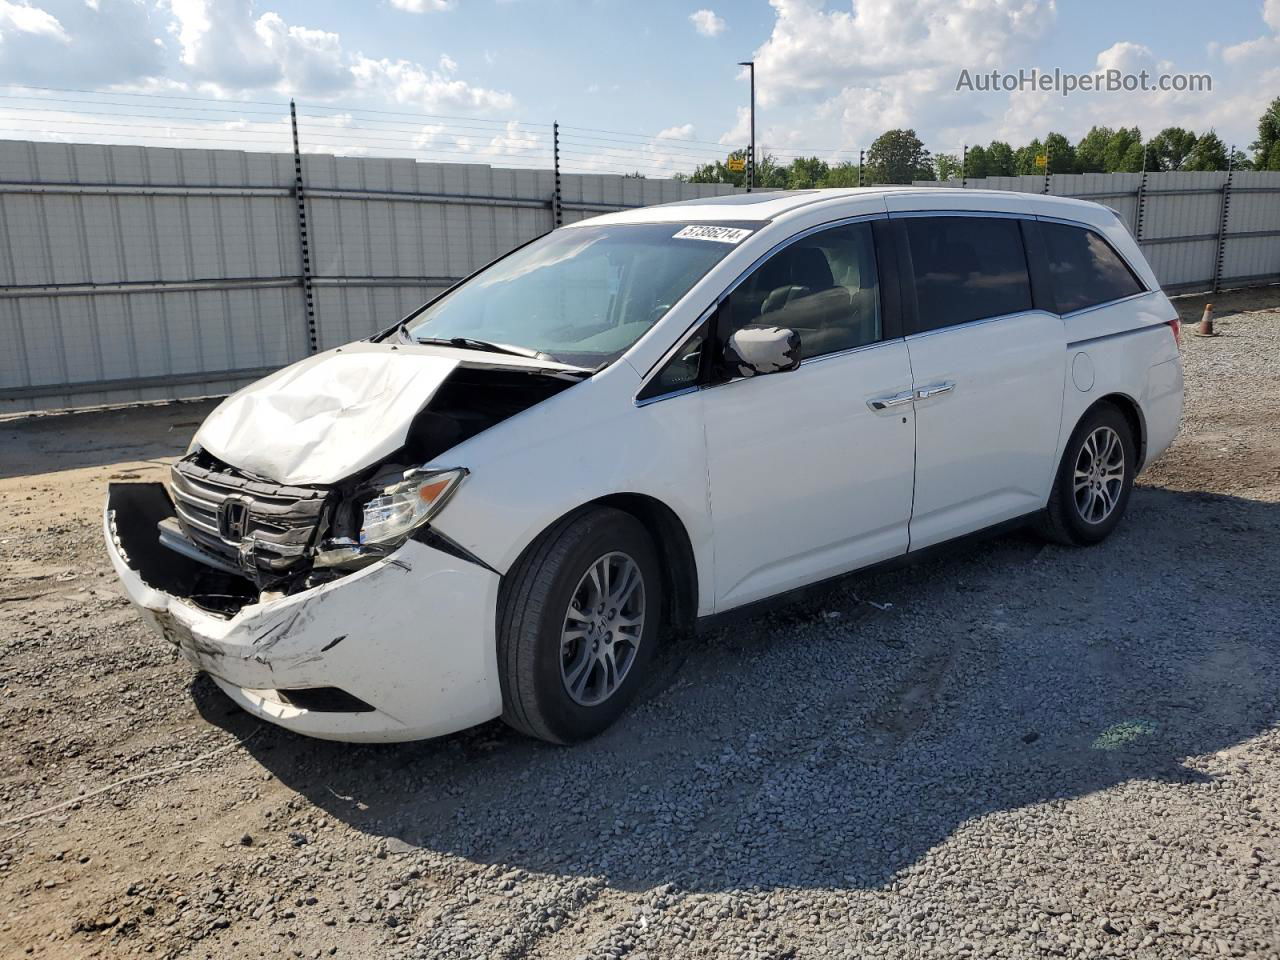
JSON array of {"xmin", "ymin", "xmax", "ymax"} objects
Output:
[
  {"xmin": 497, "ymin": 507, "xmax": 662, "ymax": 744},
  {"xmin": 1037, "ymin": 402, "xmax": 1137, "ymax": 546}
]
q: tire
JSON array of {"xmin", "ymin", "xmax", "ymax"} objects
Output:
[
  {"xmin": 1036, "ymin": 402, "xmax": 1137, "ymax": 546},
  {"xmin": 497, "ymin": 506, "xmax": 662, "ymax": 744}
]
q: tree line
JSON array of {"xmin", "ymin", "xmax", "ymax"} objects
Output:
[{"xmin": 671, "ymin": 95, "xmax": 1280, "ymax": 188}]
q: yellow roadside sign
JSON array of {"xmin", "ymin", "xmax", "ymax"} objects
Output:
[
  {"xmin": 1035, "ymin": 154, "xmax": 1048, "ymax": 169},
  {"xmin": 727, "ymin": 155, "xmax": 746, "ymax": 173}
]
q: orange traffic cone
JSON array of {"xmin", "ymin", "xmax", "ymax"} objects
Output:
[
  {"xmin": 1194, "ymin": 303, "xmax": 1218, "ymax": 337},
  {"xmin": 1192, "ymin": 308, "xmax": 1213, "ymax": 343}
]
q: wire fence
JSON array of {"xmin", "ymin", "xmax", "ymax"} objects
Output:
[{"xmin": 0, "ymin": 84, "xmax": 881, "ymax": 181}]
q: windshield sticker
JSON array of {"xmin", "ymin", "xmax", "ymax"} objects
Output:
[{"xmin": 672, "ymin": 225, "xmax": 753, "ymax": 244}]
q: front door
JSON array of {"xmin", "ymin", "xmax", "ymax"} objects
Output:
[{"xmin": 698, "ymin": 219, "xmax": 917, "ymax": 611}]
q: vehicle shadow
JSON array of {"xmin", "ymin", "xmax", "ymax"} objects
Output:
[{"xmin": 195, "ymin": 486, "xmax": 1279, "ymax": 893}]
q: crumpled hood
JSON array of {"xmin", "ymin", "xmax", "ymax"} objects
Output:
[{"xmin": 194, "ymin": 344, "xmax": 460, "ymax": 486}]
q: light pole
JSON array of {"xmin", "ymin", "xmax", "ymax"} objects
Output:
[{"xmin": 738, "ymin": 60, "xmax": 755, "ymax": 191}]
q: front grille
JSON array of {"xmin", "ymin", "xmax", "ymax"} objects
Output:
[{"xmin": 169, "ymin": 458, "xmax": 331, "ymax": 580}]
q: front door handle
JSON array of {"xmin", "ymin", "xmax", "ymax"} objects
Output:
[
  {"xmin": 867, "ymin": 390, "xmax": 916, "ymax": 411},
  {"xmin": 915, "ymin": 381, "xmax": 955, "ymax": 400}
]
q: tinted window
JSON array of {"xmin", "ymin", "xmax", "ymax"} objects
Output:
[
  {"xmin": 720, "ymin": 222, "xmax": 881, "ymax": 360},
  {"xmin": 905, "ymin": 217, "xmax": 1033, "ymax": 331},
  {"xmin": 639, "ymin": 326, "xmax": 707, "ymax": 401},
  {"xmin": 1041, "ymin": 221, "xmax": 1145, "ymax": 313}
]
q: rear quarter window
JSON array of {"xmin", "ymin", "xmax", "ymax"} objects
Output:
[{"xmin": 1041, "ymin": 221, "xmax": 1145, "ymax": 313}]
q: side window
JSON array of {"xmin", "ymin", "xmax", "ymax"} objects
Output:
[
  {"xmin": 637, "ymin": 325, "xmax": 707, "ymax": 402},
  {"xmin": 904, "ymin": 216, "xmax": 1033, "ymax": 332},
  {"xmin": 719, "ymin": 222, "xmax": 881, "ymax": 361},
  {"xmin": 1040, "ymin": 221, "xmax": 1145, "ymax": 313}
]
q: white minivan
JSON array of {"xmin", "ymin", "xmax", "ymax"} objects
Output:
[{"xmin": 105, "ymin": 188, "xmax": 1184, "ymax": 744}]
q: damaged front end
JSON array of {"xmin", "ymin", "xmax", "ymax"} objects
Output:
[
  {"xmin": 113, "ymin": 359, "xmax": 578, "ymax": 615},
  {"xmin": 102, "ymin": 352, "xmax": 581, "ymax": 740}
]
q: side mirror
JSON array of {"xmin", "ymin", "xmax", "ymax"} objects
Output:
[{"xmin": 723, "ymin": 325, "xmax": 802, "ymax": 378}]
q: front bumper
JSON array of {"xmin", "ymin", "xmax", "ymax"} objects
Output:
[{"xmin": 104, "ymin": 483, "xmax": 503, "ymax": 742}]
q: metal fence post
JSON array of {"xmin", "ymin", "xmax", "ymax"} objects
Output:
[
  {"xmin": 552, "ymin": 122, "xmax": 563, "ymax": 229},
  {"xmin": 1212, "ymin": 162, "xmax": 1235, "ymax": 294},
  {"xmin": 1135, "ymin": 169, "xmax": 1148, "ymax": 241},
  {"xmin": 289, "ymin": 100, "xmax": 318, "ymax": 354},
  {"xmin": 857, "ymin": 149, "xmax": 864, "ymax": 188}
]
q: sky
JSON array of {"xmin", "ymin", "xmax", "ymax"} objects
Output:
[{"xmin": 0, "ymin": 0, "xmax": 1276, "ymax": 177}]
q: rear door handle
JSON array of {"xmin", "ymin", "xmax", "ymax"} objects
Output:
[
  {"xmin": 915, "ymin": 381, "xmax": 955, "ymax": 400},
  {"xmin": 867, "ymin": 390, "xmax": 916, "ymax": 411}
]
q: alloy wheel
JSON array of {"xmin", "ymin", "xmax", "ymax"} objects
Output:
[
  {"xmin": 1073, "ymin": 425, "xmax": 1125, "ymax": 524},
  {"xmin": 559, "ymin": 551, "xmax": 646, "ymax": 706}
]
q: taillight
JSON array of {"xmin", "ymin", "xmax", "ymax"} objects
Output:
[{"xmin": 1168, "ymin": 318, "xmax": 1181, "ymax": 349}]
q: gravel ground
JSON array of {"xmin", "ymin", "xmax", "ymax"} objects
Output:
[{"xmin": 1, "ymin": 290, "xmax": 1278, "ymax": 959}]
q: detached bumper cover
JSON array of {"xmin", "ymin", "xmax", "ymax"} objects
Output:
[{"xmin": 105, "ymin": 484, "xmax": 503, "ymax": 742}]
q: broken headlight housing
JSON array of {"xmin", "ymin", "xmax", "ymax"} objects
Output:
[{"xmin": 358, "ymin": 467, "xmax": 467, "ymax": 547}]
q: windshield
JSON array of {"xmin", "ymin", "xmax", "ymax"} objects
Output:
[{"xmin": 402, "ymin": 223, "xmax": 749, "ymax": 367}]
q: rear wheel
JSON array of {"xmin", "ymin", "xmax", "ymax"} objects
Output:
[
  {"xmin": 497, "ymin": 507, "xmax": 662, "ymax": 744},
  {"xmin": 1037, "ymin": 402, "xmax": 1136, "ymax": 546}
]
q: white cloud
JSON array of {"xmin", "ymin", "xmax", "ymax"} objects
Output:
[
  {"xmin": 165, "ymin": 0, "xmax": 346, "ymax": 93},
  {"xmin": 656, "ymin": 123, "xmax": 696, "ymax": 139},
  {"xmin": 390, "ymin": 0, "xmax": 454, "ymax": 11},
  {"xmin": 725, "ymin": 0, "xmax": 1053, "ymax": 155},
  {"xmin": 160, "ymin": 0, "xmax": 511, "ymax": 107},
  {"xmin": 689, "ymin": 9, "xmax": 725, "ymax": 37},
  {"xmin": 0, "ymin": 0, "xmax": 68, "ymax": 41},
  {"xmin": 1222, "ymin": 0, "xmax": 1280, "ymax": 62},
  {"xmin": 351, "ymin": 55, "xmax": 515, "ymax": 112}
]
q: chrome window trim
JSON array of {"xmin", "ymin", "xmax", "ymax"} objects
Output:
[
  {"xmin": 633, "ymin": 384, "xmax": 701, "ymax": 409},
  {"xmin": 633, "ymin": 211, "xmax": 890, "ymax": 405},
  {"xmin": 903, "ymin": 308, "xmax": 1060, "ymax": 341},
  {"xmin": 1059, "ymin": 288, "xmax": 1159, "ymax": 320}
]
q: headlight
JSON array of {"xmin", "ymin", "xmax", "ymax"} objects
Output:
[{"xmin": 358, "ymin": 467, "xmax": 467, "ymax": 546}]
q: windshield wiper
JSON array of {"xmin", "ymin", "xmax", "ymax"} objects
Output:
[{"xmin": 409, "ymin": 334, "xmax": 555, "ymax": 362}]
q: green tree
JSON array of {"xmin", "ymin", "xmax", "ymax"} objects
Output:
[
  {"xmin": 1149, "ymin": 127, "xmax": 1199, "ymax": 171},
  {"xmin": 681, "ymin": 149, "xmax": 747, "ymax": 186},
  {"xmin": 1043, "ymin": 131, "xmax": 1077, "ymax": 173},
  {"xmin": 1102, "ymin": 127, "xmax": 1143, "ymax": 172},
  {"xmin": 680, "ymin": 149, "xmax": 788, "ymax": 187},
  {"xmin": 1250, "ymin": 96, "xmax": 1280, "ymax": 170},
  {"xmin": 1184, "ymin": 131, "xmax": 1228, "ymax": 171},
  {"xmin": 819, "ymin": 162, "xmax": 862, "ymax": 187},
  {"xmin": 963, "ymin": 144, "xmax": 989, "ymax": 178},
  {"xmin": 985, "ymin": 140, "xmax": 1016, "ymax": 176},
  {"xmin": 784, "ymin": 156, "xmax": 830, "ymax": 189},
  {"xmin": 1229, "ymin": 147, "xmax": 1253, "ymax": 171},
  {"xmin": 934, "ymin": 152, "xmax": 962, "ymax": 180},
  {"xmin": 865, "ymin": 129, "xmax": 933, "ymax": 184},
  {"xmin": 1075, "ymin": 126, "xmax": 1115, "ymax": 173},
  {"xmin": 1014, "ymin": 138, "xmax": 1046, "ymax": 175}
]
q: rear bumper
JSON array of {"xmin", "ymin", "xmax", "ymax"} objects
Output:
[
  {"xmin": 104, "ymin": 483, "xmax": 503, "ymax": 742},
  {"xmin": 1142, "ymin": 355, "xmax": 1184, "ymax": 469}
]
